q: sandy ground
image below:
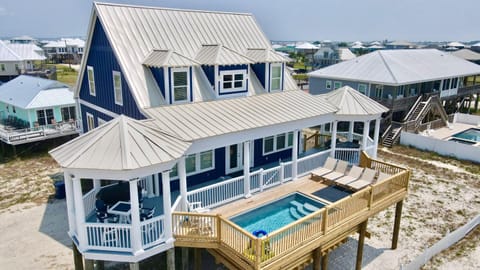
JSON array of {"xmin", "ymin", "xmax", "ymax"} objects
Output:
[
  {"xmin": 0, "ymin": 201, "xmax": 73, "ymax": 269},
  {"xmin": 0, "ymin": 146, "xmax": 478, "ymax": 269}
]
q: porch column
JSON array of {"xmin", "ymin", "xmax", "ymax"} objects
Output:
[
  {"xmin": 129, "ymin": 179, "xmax": 143, "ymax": 255},
  {"xmin": 162, "ymin": 171, "xmax": 173, "ymax": 242},
  {"xmin": 178, "ymin": 156, "xmax": 188, "ymax": 211},
  {"xmin": 329, "ymin": 121, "xmax": 338, "ymax": 157},
  {"xmin": 243, "ymin": 140, "xmax": 251, "ymax": 198},
  {"xmin": 373, "ymin": 118, "xmax": 381, "ymax": 158},
  {"xmin": 93, "ymin": 179, "xmax": 101, "ymax": 191},
  {"xmin": 362, "ymin": 120, "xmax": 370, "ymax": 151},
  {"xmin": 72, "ymin": 176, "xmax": 87, "ymax": 250},
  {"xmin": 292, "ymin": 129, "xmax": 299, "ymax": 180},
  {"xmin": 154, "ymin": 174, "xmax": 160, "ymax": 196},
  {"xmin": 348, "ymin": 121, "xmax": 354, "ymax": 141},
  {"xmin": 64, "ymin": 172, "xmax": 76, "ymax": 235}
]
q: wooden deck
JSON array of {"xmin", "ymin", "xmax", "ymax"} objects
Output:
[
  {"xmin": 212, "ymin": 177, "xmax": 329, "ymax": 218},
  {"xmin": 172, "ymin": 152, "xmax": 411, "ymax": 270}
]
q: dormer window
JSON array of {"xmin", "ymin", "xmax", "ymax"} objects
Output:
[
  {"xmin": 171, "ymin": 68, "xmax": 190, "ymax": 103},
  {"xmin": 220, "ymin": 70, "xmax": 247, "ymax": 94}
]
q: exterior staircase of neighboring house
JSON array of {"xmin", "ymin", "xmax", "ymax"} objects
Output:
[{"xmin": 381, "ymin": 94, "xmax": 449, "ymax": 147}]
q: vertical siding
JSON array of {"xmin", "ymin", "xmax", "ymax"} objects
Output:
[
  {"xmin": 253, "ymin": 138, "xmax": 292, "ymax": 167},
  {"xmin": 78, "ymin": 18, "xmax": 145, "ymax": 129},
  {"xmin": 251, "ymin": 63, "xmax": 266, "ymax": 88},
  {"xmin": 150, "ymin": 67, "xmax": 165, "ymax": 97},
  {"xmin": 201, "ymin": 66, "xmax": 215, "ymax": 85},
  {"xmin": 80, "ymin": 104, "xmax": 114, "ymax": 130}
]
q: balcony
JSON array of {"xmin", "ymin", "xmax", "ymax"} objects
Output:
[{"xmin": 0, "ymin": 120, "xmax": 80, "ymax": 145}]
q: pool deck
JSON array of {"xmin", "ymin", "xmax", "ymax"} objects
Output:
[
  {"xmin": 426, "ymin": 122, "xmax": 478, "ymax": 140},
  {"xmin": 212, "ymin": 176, "xmax": 329, "ymax": 218}
]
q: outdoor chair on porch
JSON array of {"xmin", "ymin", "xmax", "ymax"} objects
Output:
[
  {"xmin": 310, "ymin": 157, "xmax": 338, "ymax": 181},
  {"xmin": 345, "ymin": 168, "xmax": 377, "ymax": 191},
  {"xmin": 333, "ymin": 166, "xmax": 364, "ymax": 186},
  {"xmin": 140, "ymin": 206, "xmax": 155, "ymax": 221},
  {"xmin": 321, "ymin": 160, "xmax": 349, "ymax": 182},
  {"xmin": 95, "ymin": 199, "xmax": 119, "ymax": 223}
]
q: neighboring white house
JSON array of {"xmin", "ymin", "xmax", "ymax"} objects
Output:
[
  {"xmin": 43, "ymin": 38, "xmax": 85, "ymax": 64},
  {"xmin": 0, "ymin": 40, "xmax": 46, "ymax": 82}
]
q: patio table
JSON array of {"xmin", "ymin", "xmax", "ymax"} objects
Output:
[{"xmin": 108, "ymin": 201, "xmax": 131, "ymax": 223}]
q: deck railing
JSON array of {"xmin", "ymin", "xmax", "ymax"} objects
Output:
[
  {"xmin": 173, "ymin": 151, "xmax": 411, "ymax": 268},
  {"xmin": 0, "ymin": 120, "xmax": 80, "ymax": 144},
  {"xmin": 334, "ymin": 148, "xmax": 360, "ymax": 164},
  {"xmin": 85, "ymin": 222, "xmax": 132, "ymax": 252},
  {"xmin": 141, "ymin": 215, "xmax": 165, "ymax": 249},
  {"xmin": 297, "ymin": 149, "xmax": 330, "ymax": 177},
  {"xmin": 187, "ymin": 175, "xmax": 245, "ymax": 209},
  {"xmin": 83, "ymin": 188, "xmax": 98, "ymax": 217}
]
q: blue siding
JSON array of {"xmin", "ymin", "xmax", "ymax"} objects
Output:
[
  {"xmin": 253, "ymin": 139, "xmax": 292, "ymax": 167},
  {"xmin": 218, "ymin": 64, "xmax": 249, "ymax": 95},
  {"xmin": 251, "ymin": 63, "xmax": 266, "ymax": 88},
  {"xmin": 150, "ymin": 67, "xmax": 165, "ymax": 97},
  {"xmin": 79, "ymin": 18, "xmax": 145, "ymax": 129},
  {"xmin": 80, "ymin": 104, "xmax": 114, "ymax": 130},
  {"xmin": 202, "ymin": 66, "xmax": 215, "ymax": 86}
]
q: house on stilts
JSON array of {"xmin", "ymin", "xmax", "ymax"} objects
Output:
[{"xmin": 49, "ymin": 3, "xmax": 411, "ymax": 269}]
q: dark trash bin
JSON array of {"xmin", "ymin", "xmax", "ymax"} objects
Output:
[{"xmin": 54, "ymin": 181, "xmax": 66, "ymax": 199}]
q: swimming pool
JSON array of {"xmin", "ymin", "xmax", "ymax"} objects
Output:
[
  {"xmin": 452, "ymin": 128, "xmax": 480, "ymax": 143},
  {"xmin": 230, "ymin": 192, "xmax": 326, "ymax": 236},
  {"xmin": 448, "ymin": 138, "xmax": 477, "ymax": 145}
]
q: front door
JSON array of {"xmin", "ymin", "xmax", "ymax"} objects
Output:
[{"xmin": 226, "ymin": 143, "xmax": 254, "ymax": 174}]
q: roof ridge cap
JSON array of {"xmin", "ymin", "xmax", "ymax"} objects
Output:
[{"xmin": 378, "ymin": 51, "xmax": 398, "ymax": 84}]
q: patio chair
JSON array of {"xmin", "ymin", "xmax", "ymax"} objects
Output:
[
  {"xmin": 95, "ymin": 199, "xmax": 119, "ymax": 223},
  {"xmin": 310, "ymin": 157, "xmax": 338, "ymax": 180},
  {"xmin": 346, "ymin": 168, "xmax": 377, "ymax": 191},
  {"xmin": 321, "ymin": 160, "xmax": 349, "ymax": 182},
  {"xmin": 333, "ymin": 166, "xmax": 364, "ymax": 186},
  {"xmin": 140, "ymin": 206, "xmax": 155, "ymax": 221}
]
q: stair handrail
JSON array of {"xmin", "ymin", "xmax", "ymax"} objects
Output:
[
  {"xmin": 381, "ymin": 124, "xmax": 392, "ymax": 141},
  {"xmin": 413, "ymin": 96, "xmax": 434, "ymax": 130},
  {"xmin": 402, "ymin": 95, "xmax": 424, "ymax": 122}
]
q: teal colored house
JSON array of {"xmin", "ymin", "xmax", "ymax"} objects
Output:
[{"xmin": 0, "ymin": 75, "xmax": 76, "ymax": 128}]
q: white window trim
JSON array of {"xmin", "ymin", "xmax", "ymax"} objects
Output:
[
  {"xmin": 170, "ymin": 150, "xmax": 215, "ymax": 179},
  {"xmin": 86, "ymin": 112, "xmax": 95, "ymax": 131},
  {"xmin": 219, "ymin": 70, "xmax": 247, "ymax": 94},
  {"xmin": 87, "ymin": 66, "xmax": 96, "ymax": 96},
  {"xmin": 170, "ymin": 67, "xmax": 190, "ymax": 104},
  {"xmin": 60, "ymin": 106, "xmax": 76, "ymax": 121},
  {"xmin": 270, "ymin": 63, "xmax": 283, "ymax": 92},
  {"xmin": 112, "ymin": 71, "xmax": 123, "ymax": 106},
  {"xmin": 262, "ymin": 132, "xmax": 294, "ymax": 156},
  {"xmin": 326, "ymin": 80, "xmax": 332, "ymax": 90}
]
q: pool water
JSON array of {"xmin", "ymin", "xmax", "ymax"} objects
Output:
[
  {"xmin": 230, "ymin": 192, "xmax": 326, "ymax": 235},
  {"xmin": 448, "ymin": 138, "xmax": 476, "ymax": 145},
  {"xmin": 452, "ymin": 128, "xmax": 480, "ymax": 143}
]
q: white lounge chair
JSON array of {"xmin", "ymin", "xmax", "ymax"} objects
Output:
[
  {"xmin": 334, "ymin": 166, "xmax": 364, "ymax": 186},
  {"xmin": 311, "ymin": 157, "xmax": 337, "ymax": 180},
  {"xmin": 322, "ymin": 160, "xmax": 349, "ymax": 181},
  {"xmin": 346, "ymin": 168, "xmax": 377, "ymax": 191}
]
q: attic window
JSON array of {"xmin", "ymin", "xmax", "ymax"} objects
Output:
[
  {"xmin": 112, "ymin": 71, "xmax": 123, "ymax": 105},
  {"xmin": 220, "ymin": 70, "xmax": 247, "ymax": 94},
  {"xmin": 171, "ymin": 68, "xmax": 190, "ymax": 104},
  {"xmin": 87, "ymin": 66, "xmax": 96, "ymax": 96},
  {"xmin": 270, "ymin": 64, "xmax": 282, "ymax": 92}
]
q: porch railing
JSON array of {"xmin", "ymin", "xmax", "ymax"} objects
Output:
[
  {"xmin": 141, "ymin": 215, "xmax": 165, "ymax": 249},
  {"xmin": 187, "ymin": 175, "xmax": 245, "ymax": 209},
  {"xmin": 297, "ymin": 149, "xmax": 330, "ymax": 177},
  {"xmin": 334, "ymin": 148, "xmax": 360, "ymax": 164},
  {"xmin": 85, "ymin": 222, "xmax": 132, "ymax": 252},
  {"xmin": 172, "ymin": 151, "xmax": 411, "ymax": 268},
  {"xmin": 0, "ymin": 120, "xmax": 80, "ymax": 144},
  {"xmin": 83, "ymin": 188, "xmax": 98, "ymax": 217}
]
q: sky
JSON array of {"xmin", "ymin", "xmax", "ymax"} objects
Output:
[{"xmin": 0, "ymin": 0, "xmax": 479, "ymax": 42}]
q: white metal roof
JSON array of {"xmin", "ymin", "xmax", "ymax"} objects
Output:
[
  {"xmin": 7, "ymin": 44, "xmax": 46, "ymax": 60},
  {"xmin": 451, "ymin": 49, "xmax": 480, "ymax": 61},
  {"xmin": 295, "ymin": 42, "xmax": 318, "ymax": 50},
  {"xmin": 245, "ymin": 48, "xmax": 290, "ymax": 63},
  {"xmin": 77, "ymin": 2, "xmax": 275, "ymax": 109},
  {"xmin": 320, "ymin": 86, "xmax": 389, "ymax": 116},
  {"xmin": 145, "ymin": 90, "xmax": 338, "ymax": 141},
  {"xmin": 143, "ymin": 49, "xmax": 200, "ymax": 68},
  {"xmin": 195, "ymin": 45, "xmax": 253, "ymax": 65},
  {"xmin": 0, "ymin": 40, "xmax": 21, "ymax": 61},
  {"xmin": 337, "ymin": 48, "xmax": 356, "ymax": 61},
  {"xmin": 0, "ymin": 75, "xmax": 73, "ymax": 109},
  {"xmin": 49, "ymin": 115, "xmax": 192, "ymax": 171},
  {"xmin": 447, "ymin": 41, "xmax": 465, "ymax": 48},
  {"xmin": 308, "ymin": 49, "xmax": 480, "ymax": 85}
]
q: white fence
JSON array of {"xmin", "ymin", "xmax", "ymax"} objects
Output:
[
  {"xmin": 85, "ymin": 223, "xmax": 132, "ymax": 252},
  {"xmin": 334, "ymin": 148, "xmax": 360, "ymax": 164},
  {"xmin": 186, "ymin": 175, "xmax": 245, "ymax": 209},
  {"xmin": 83, "ymin": 188, "xmax": 98, "ymax": 217},
  {"xmin": 140, "ymin": 215, "xmax": 165, "ymax": 249},
  {"xmin": 402, "ymin": 215, "xmax": 480, "ymax": 270},
  {"xmin": 454, "ymin": 113, "xmax": 480, "ymax": 125},
  {"xmin": 400, "ymin": 131, "xmax": 480, "ymax": 163},
  {"xmin": 297, "ymin": 150, "xmax": 331, "ymax": 177}
]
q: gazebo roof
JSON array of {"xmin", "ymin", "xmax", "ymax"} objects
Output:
[
  {"xmin": 49, "ymin": 115, "xmax": 191, "ymax": 173},
  {"xmin": 321, "ymin": 86, "xmax": 389, "ymax": 116}
]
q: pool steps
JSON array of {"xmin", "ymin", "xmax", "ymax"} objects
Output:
[{"xmin": 289, "ymin": 201, "xmax": 319, "ymax": 220}]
